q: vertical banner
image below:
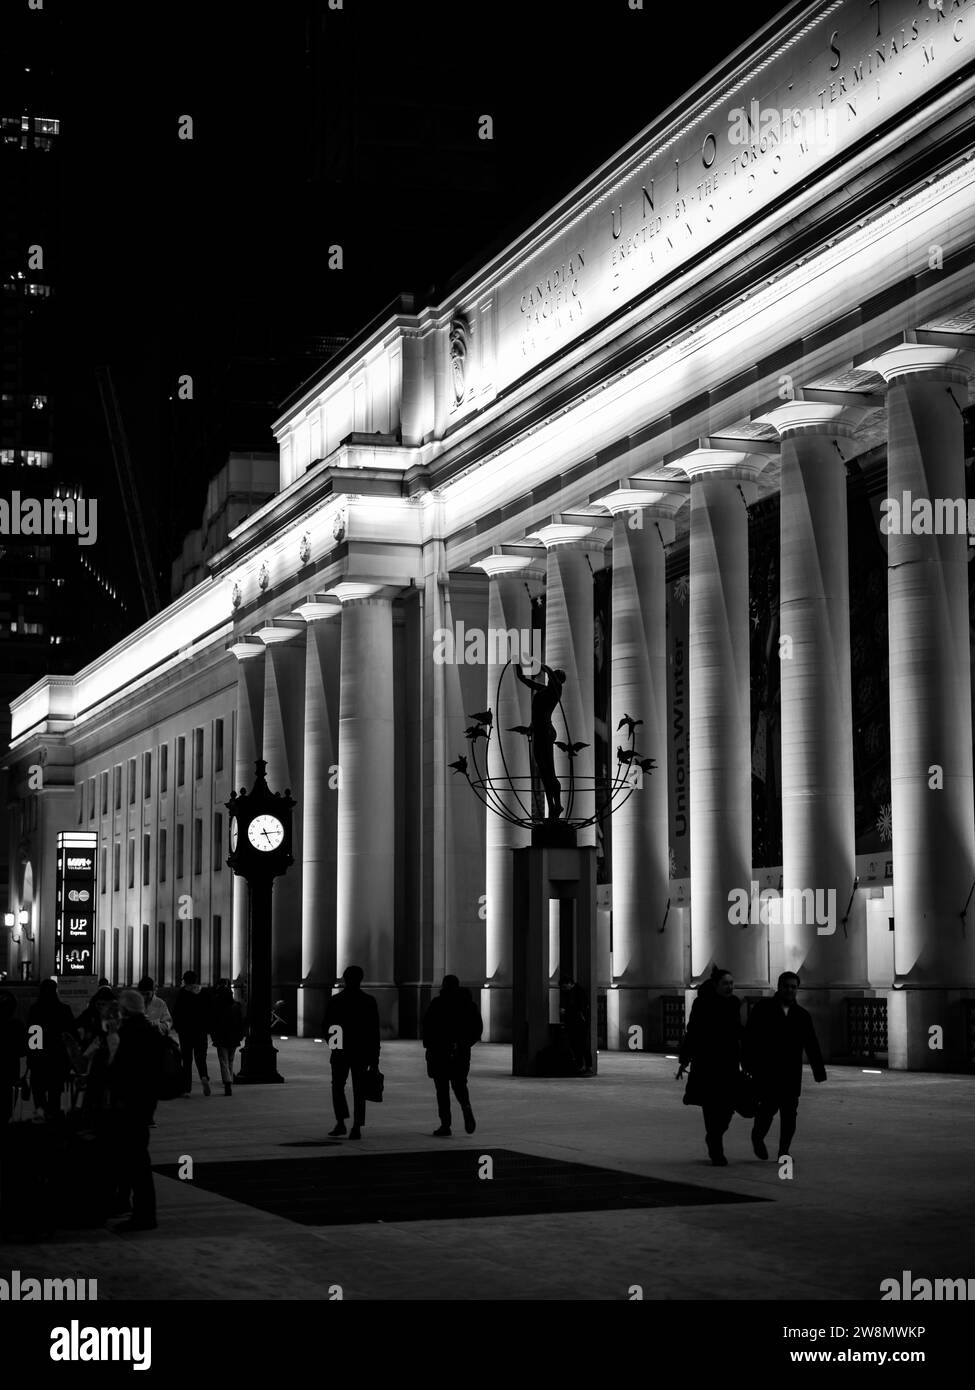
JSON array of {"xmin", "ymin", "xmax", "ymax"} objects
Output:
[
  {"xmin": 668, "ymin": 569, "xmax": 690, "ymax": 878},
  {"xmin": 56, "ymin": 832, "xmax": 98, "ymax": 975}
]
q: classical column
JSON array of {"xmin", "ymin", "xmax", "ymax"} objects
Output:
[
  {"xmin": 756, "ymin": 401, "xmax": 867, "ymax": 990},
  {"xmin": 327, "ymin": 582, "xmax": 398, "ymax": 1032},
  {"xmin": 469, "ymin": 553, "xmax": 540, "ymax": 1040},
  {"xmin": 862, "ymin": 337, "xmax": 975, "ymax": 1067},
  {"xmin": 593, "ymin": 480, "xmax": 688, "ymax": 1046},
  {"xmin": 258, "ymin": 619, "xmax": 306, "ymax": 1032},
  {"xmin": 292, "ymin": 595, "xmax": 342, "ymax": 1036},
  {"xmin": 671, "ymin": 447, "xmax": 769, "ymax": 987},
  {"xmin": 528, "ymin": 523, "xmax": 608, "ymax": 845},
  {"xmin": 227, "ymin": 637, "xmax": 265, "ymax": 990}
]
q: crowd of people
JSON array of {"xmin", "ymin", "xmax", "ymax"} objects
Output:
[{"xmin": 1, "ymin": 960, "xmax": 828, "ymax": 1236}]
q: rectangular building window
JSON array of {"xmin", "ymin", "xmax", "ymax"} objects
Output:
[
  {"xmin": 214, "ymin": 719, "xmax": 224, "ymax": 773},
  {"xmin": 143, "ymin": 750, "xmax": 151, "ymax": 800},
  {"xmin": 88, "ymin": 776, "xmax": 96, "ymax": 820},
  {"xmin": 193, "ymin": 817, "xmax": 203, "ymax": 875},
  {"xmin": 113, "ymin": 842, "xmax": 120, "ymax": 893},
  {"xmin": 113, "ymin": 765, "xmax": 121, "ymax": 811},
  {"xmin": 160, "ymin": 744, "xmax": 169, "ymax": 794},
  {"xmin": 194, "ymin": 727, "xmax": 204, "ymax": 780},
  {"xmin": 192, "ymin": 918, "xmax": 202, "ymax": 977},
  {"xmin": 158, "ymin": 828, "xmax": 167, "ymax": 884},
  {"xmin": 101, "ymin": 771, "xmax": 108, "ymax": 816},
  {"xmin": 142, "ymin": 923, "xmax": 150, "ymax": 978},
  {"xmin": 173, "ymin": 926, "xmax": 183, "ymax": 986},
  {"xmin": 128, "ymin": 757, "xmax": 136, "ymax": 806},
  {"xmin": 142, "ymin": 834, "xmax": 151, "ymax": 886},
  {"xmin": 127, "ymin": 837, "xmax": 135, "ymax": 890},
  {"xmin": 100, "ymin": 848, "xmax": 107, "ymax": 895},
  {"xmin": 177, "ymin": 736, "xmax": 186, "ymax": 787},
  {"xmin": 156, "ymin": 921, "xmax": 166, "ymax": 987},
  {"xmin": 213, "ymin": 813, "xmax": 223, "ymax": 871},
  {"xmin": 77, "ymin": 787, "xmax": 84, "ymax": 825},
  {"xmin": 176, "ymin": 823, "xmax": 184, "ymax": 879}
]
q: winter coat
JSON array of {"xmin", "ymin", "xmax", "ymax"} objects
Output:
[
  {"xmin": 209, "ymin": 988, "xmax": 245, "ymax": 1048},
  {"xmin": 743, "ymin": 998, "xmax": 827, "ymax": 1098},
  {"xmin": 0, "ymin": 1015, "xmax": 27, "ymax": 1085},
  {"xmin": 109, "ymin": 1014, "xmax": 165, "ymax": 1119},
  {"xmin": 26, "ymin": 997, "xmax": 77, "ymax": 1082},
  {"xmin": 145, "ymin": 994, "xmax": 173, "ymax": 1035},
  {"xmin": 422, "ymin": 988, "xmax": 483, "ymax": 1075},
  {"xmin": 172, "ymin": 985, "xmax": 209, "ymax": 1042},
  {"xmin": 324, "ymin": 987, "xmax": 381, "ymax": 1066},
  {"xmin": 678, "ymin": 984, "xmax": 742, "ymax": 1107}
]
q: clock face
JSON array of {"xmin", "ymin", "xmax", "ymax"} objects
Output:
[
  {"xmin": 229, "ymin": 817, "xmax": 238, "ymax": 852},
  {"xmin": 247, "ymin": 814, "xmax": 285, "ymax": 852}
]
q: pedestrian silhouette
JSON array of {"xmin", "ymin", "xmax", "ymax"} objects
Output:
[
  {"xmin": 676, "ymin": 966, "xmax": 742, "ymax": 1165},
  {"xmin": 744, "ymin": 971, "xmax": 826, "ymax": 1160},
  {"xmin": 325, "ymin": 966, "xmax": 381, "ymax": 1140},
  {"xmin": 422, "ymin": 976, "xmax": 482, "ymax": 1136},
  {"xmin": 559, "ymin": 975, "xmax": 593, "ymax": 1074},
  {"xmin": 0, "ymin": 992, "xmax": 27, "ymax": 1125},
  {"xmin": 107, "ymin": 989, "xmax": 165, "ymax": 1232}
]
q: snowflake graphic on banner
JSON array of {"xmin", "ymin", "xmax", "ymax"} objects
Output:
[
  {"xmin": 876, "ymin": 803, "xmax": 892, "ymax": 842},
  {"xmin": 673, "ymin": 575, "xmax": 689, "ymax": 606}
]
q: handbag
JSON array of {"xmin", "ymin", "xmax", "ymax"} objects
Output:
[
  {"xmin": 734, "ymin": 1069, "xmax": 758, "ymax": 1119},
  {"xmin": 364, "ymin": 1065, "xmax": 384, "ymax": 1104}
]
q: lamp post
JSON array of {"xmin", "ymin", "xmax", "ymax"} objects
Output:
[{"xmin": 226, "ymin": 758, "xmax": 295, "ymax": 1084}]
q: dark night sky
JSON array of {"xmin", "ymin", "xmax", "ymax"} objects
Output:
[{"xmin": 41, "ymin": 0, "xmax": 788, "ymax": 623}]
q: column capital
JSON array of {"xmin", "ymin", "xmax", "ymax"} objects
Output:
[
  {"xmin": 526, "ymin": 516, "xmax": 612, "ymax": 549},
  {"xmin": 227, "ymin": 636, "xmax": 266, "ymax": 662},
  {"xmin": 754, "ymin": 400, "xmax": 869, "ymax": 439},
  {"xmin": 325, "ymin": 581, "xmax": 391, "ymax": 605},
  {"xmin": 252, "ymin": 618, "xmax": 306, "ymax": 645},
  {"xmin": 470, "ymin": 549, "xmax": 542, "ymax": 580},
  {"xmin": 291, "ymin": 594, "xmax": 342, "ymax": 623},
  {"xmin": 591, "ymin": 478, "xmax": 689, "ymax": 519},
  {"xmin": 664, "ymin": 443, "xmax": 770, "ymax": 485},
  {"xmin": 857, "ymin": 333, "xmax": 975, "ymax": 385}
]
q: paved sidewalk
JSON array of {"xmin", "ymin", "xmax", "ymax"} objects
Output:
[{"xmin": 2, "ymin": 1042, "xmax": 972, "ymax": 1301}]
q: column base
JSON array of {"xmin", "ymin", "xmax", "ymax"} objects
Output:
[
  {"xmin": 297, "ymin": 984, "xmax": 333, "ymax": 1039},
  {"xmin": 884, "ymin": 988, "xmax": 975, "ymax": 1072},
  {"xmin": 604, "ymin": 987, "xmax": 688, "ymax": 1051},
  {"xmin": 481, "ymin": 986, "xmax": 512, "ymax": 1042},
  {"xmin": 235, "ymin": 1039, "xmax": 285, "ymax": 1085},
  {"xmin": 363, "ymin": 983, "xmax": 400, "ymax": 1040}
]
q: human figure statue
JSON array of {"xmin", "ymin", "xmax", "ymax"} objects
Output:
[{"xmin": 515, "ymin": 663, "xmax": 567, "ymax": 819}]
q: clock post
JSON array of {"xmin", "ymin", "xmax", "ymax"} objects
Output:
[{"xmin": 226, "ymin": 758, "xmax": 295, "ymax": 1084}]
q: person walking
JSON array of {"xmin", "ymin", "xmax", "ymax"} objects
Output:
[
  {"xmin": 744, "ymin": 971, "xmax": 826, "ymax": 1160},
  {"xmin": 209, "ymin": 979, "xmax": 245, "ymax": 1095},
  {"xmin": 559, "ymin": 974, "xmax": 593, "ymax": 1075},
  {"xmin": 137, "ymin": 977, "xmax": 173, "ymax": 1035},
  {"xmin": 172, "ymin": 970, "xmax": 211, "ymax": 1096},
  {"xmin": 0, "ymin": 992, "xmax": 27, "ymax": 1125},
  {"xmin": 325, "ymin": 966, "xmax": 380, "ymax": 1140},
  {"xmin": 676, "ymin": 966, "xmax": 742, "ymax": 1166},
  {"xmin": 107, "ymin": 990, "xmax": 165, "ymax": 1232},
  {"xmin": 26, "ymin": 979, "xmax": 77, "ymax": 1120},
  {"xmin": 422, "ymin": 976, "xmax": 482, "ymax": 1137}
]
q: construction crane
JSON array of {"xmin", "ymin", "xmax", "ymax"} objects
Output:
[{"xmin": 96, "ymin": 366, "xmax": 161, "ymax": 622}]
